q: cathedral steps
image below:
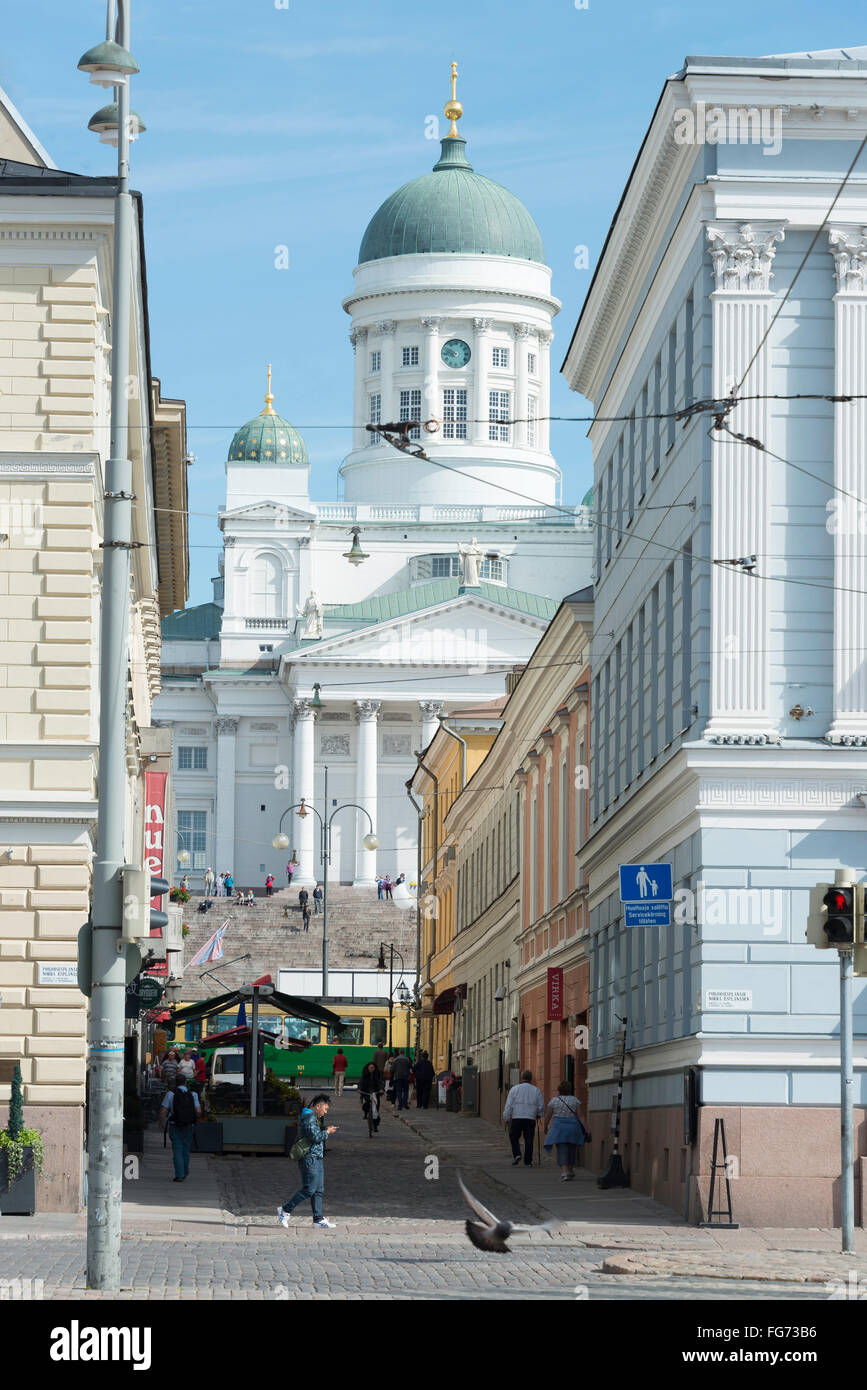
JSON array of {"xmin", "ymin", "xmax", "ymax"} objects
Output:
[{"xmin": 178, "ymin": 885, "xmax": 417, "ymax": 1002}]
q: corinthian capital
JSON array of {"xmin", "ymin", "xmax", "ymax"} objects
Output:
[
  {"xmin": 828, "ymin": 226, "xmax": 867, "ymax": 293},
  {"xmin": 349, "ymin": 326, "xmax": 368, "ymax": 349},
  {"xmin": 375, "ymin": 320, "xmax": 397, "ymax": 337},
  {"xmin": 215, "ymin": 717, "xmax": 239, "ymax": 735},
  {"xmin": 420, "ymin": 316, "xmax": 443, "ymax": 332},
  {"xmin": 355, "ymin": 699, "xmax": 381, "ymax": 722},
  {"xmin": 473, "ymin": 317, "xmax": 492, "ymax": 333},
  {"xmin": 292, "ymin": 698, "xmax": 316, "ymax": 723},
  {"xmin": 706, "ymin": 222, "xmax": 785, "ymax": 292}
]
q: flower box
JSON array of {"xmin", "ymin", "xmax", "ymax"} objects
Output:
[{"xmin": 0, "ymin": 1146, "xmax": 37, "ymax": 1216}]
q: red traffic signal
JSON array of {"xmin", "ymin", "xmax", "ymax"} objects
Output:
[{"xmin": 823, "ymin": 885, "xmax": 855, "ymax": 943}]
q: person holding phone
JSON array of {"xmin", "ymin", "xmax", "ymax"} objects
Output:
[{"xmin": 277, "ymin": 1094, "xmax": 338, "ymax": 1229}]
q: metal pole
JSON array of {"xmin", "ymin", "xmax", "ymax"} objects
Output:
[
  {"xmin": 841, "ymin": 947, "xmax": 855, "ymax": 1253},
  {"xmin": 250, "ymin": 986, "xmax": 259, "ymax": 1118},
  {"xmin": 87, "ymin": 0, "xmax": 134, "ymax": 1293},
  {"xmin": 389, "ymin": 943, "xmax": 394, "ymax": 1049},
  {"xmin": 322, "ymin": 765, "xmax": 328, "ymax": 1000}
]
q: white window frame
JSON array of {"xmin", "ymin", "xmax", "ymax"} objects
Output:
[
  {"xmin": 442, "ymin": 386, "xmax": 468, "ymax": 439},
  {"xmin": 489, "ymin": 390, "xmax": 511, "ymax": 443},
  {"xmin": 527, "ymin": 396, "xmax": 538, "ymax": 447},
  {"xmin": 527, "ymin": 351, "xmax": 537, "ymax": 375},
  {"xmin": 177, "ymin": 810, "xmax": 208, "ymax": 871},
  {"xmin": 399, "ymin": 388, "xmax": 422, "ymax": 440},
  {"xmin": 492, "ymin": 346, "xmax": 510, "ymax": 369},
  {"xmin": 369, "ymin": 350, "xmax": 381, "ymax": 373},
  {"xmin": 178, "ymin": 746, "xmax": 208, "ymax": 772},
  {"xmin": 368, "ymin": 391, "xmax": 381, "ymax": 443},
  {"xmin": 401, "ymin": 346, "xmax": 420, "ymax": 367}
]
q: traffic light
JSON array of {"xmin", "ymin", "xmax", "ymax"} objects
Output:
[
  {"xmin": 823, "ymin": 885, "xmax": 856, "ymax": 944},
  {"xmin": 806, "ymin": 883, "xmax": 833, "ymax": 949},
  {"xmin": 121, "ymin": 866, "xmax": 169, "ymax": 941},
  {"xmin": 806, "ymin": 875, "xmax": 865, "ymax": 952}
]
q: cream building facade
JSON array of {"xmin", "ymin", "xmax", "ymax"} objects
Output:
[{"xmin": 0, "ymin": 94, "xmax": 188, "ymax": 1210}]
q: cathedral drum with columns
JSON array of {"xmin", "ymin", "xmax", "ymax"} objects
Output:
[{"xmin": 155, "ymin": 68, "xmax": 593, "ymax": 891}]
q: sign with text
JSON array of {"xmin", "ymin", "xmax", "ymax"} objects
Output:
[
  {"xmin": 547, "ymin": 966, "xmax": 564, "ymax": 1021},
  {"xmin": 619, "ymin": 863, "xmax": 673, "ymax": 903},
  {"xmin": 625, "ymin": 902, "xmax": 672, "ymax": 928},
  {"xmin": 145, "ymin": 770, "xmax": 167, "ymax": 937},
  {"xmin": 37, "ymin": 963, "xmax": 78, "ymax": 986},
  {"xmin": 704, "ymin": 989, "xmax": 753, "ymax": 1011}
]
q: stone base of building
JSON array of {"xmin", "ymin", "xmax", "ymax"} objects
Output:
[
  {"xmin": 585, "ymin": 1103, "xmax": 867, "ymax": 1227},
  {"xmin": 21, "ymin": 1104, "xmax": 84, "ymax": 1214}
]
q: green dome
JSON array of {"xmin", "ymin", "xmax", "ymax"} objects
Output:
[
  {"xmin": 359, "ymin": 136, "xmax": 545, "ymax": 266},
  {"xmin": 228, "ymin": 377, "xmax": 308, "ymax": 465},
  {"xmin": 581, "ymin": 486, "xmax": 593, "ymax": 507}
]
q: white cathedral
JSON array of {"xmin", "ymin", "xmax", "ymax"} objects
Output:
[{"xmin": 155, "ymin": 71, "xmax": 593, "ymax": 889}]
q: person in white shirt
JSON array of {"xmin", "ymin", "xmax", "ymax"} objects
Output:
[
  {"xmin": 502, "ymin": 1070, "xmax": 544, "ymax": 1167},
  {"xmin": 177, "ymin": 1053, "xmax": 195, "ymax": 1081}
]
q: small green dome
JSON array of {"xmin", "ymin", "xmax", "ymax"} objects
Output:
[
  {"xmin": 359, "ymin": 135, "xmax": 545, "ymax": 266},
  {"xmin": 581, "ymin": 486, "xmax": 593, "ymax": 507},
  {"xmin": 228, "ymin": 371, "xmax": 308, "ymax": 465}
]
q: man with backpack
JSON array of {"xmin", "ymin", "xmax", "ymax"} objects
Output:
[{"xmin": 158, "ymin": 1077, "xmax": 201, "ymax": 1182}]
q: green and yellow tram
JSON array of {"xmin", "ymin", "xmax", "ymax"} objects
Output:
[{"xmin": 181, "ymin": 1000, "xmax": 413, "ymax": 1083}]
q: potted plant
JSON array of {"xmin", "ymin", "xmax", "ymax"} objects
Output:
[
  {"xmin": 170, "ymin": 887, "xmax": 190, "ymax": 905},
  {"xmin": 0, "ymin": 1065, "xmax": 43, "ymax": 1216}
]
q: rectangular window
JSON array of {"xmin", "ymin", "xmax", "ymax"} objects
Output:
[
  {"xmin": 652, "ymin": 356, "xmax": 662, "ymax": 477},
  {"xmin": 527, "ymin": 351, "xmax": 537, "ymax": 375},
  {"xmin": 327, "ymin": 1017, "xmax": 364, "ymax": 1045},
  {"xmin": 489, "ymin": 390, "xmax": 511, "ymax": 443},
  {"xmin": 637, "ymin": 602, "xmax": 646, "ymax": 775},
  {"xmin": 614, "ymin": 435, "xmax": 624, "ymax": 547},
  {"xmin": 368, "ymin": 391, "xmax": 381, "ymax": 443},
  {"xmin": 595, "ymin": 474, "xmax": 604, "ymax": 576},
  {"xmin": 681, "ymin": 542, "xmax": 693, "ymax": 734},
  {"xmin": 442, "ymin": 387, "xmax": 468, "ymax": 439},
  {"xmin": 664, "ymin": 564, "xmax": 675, "ymax": 746},
  {"xmin": 492, "ymin": 346, "xmax": 510, "ymax": 368},
  {"xmin": 605, "ymin": 460, "xmax": 613, "ymax": 563},
  {"xmin": 402, "ymin": 346, "xmax": 419, "ymax": 367},
  {"xmin": 479, "ymin": 557, "xmax": 506, "ymax": 584},
  {"xmin": 667, "ymin": 327, "xmax": 677, "ymax": 450},
  {"xmin": 559, "ymin": 759, "xmax": 569, "ymax": 901},
  {"xmin": 650, "ymin": 584, "xmax": 660, "ymax": 760},
  {"xmin": 177, "ymin": 810, "xmax": 207, "ymax": 870},
  {"xmin": 431, "ymin": 554, "xmax": 459, "ymax": 578},
  {"xmin": 684, "ymin": 294, "xmax": 694, "ymax": 408},
  {"xmin": 527, "ymin": 396, "xmax": 538, "ymax": 447},
  {"xmin": 626, "ymin": 412, "xmax": 635, "ymax": 526},
  {"xmin": 639, "ymin": 382, "xmax": 649, "ymax": 500},
  {"xmin": 178, "ymin": 747, "xmax": 207, "ymax": 771},
  {"xmin": 399, "ymin": 388, "xmax": 422, "ymax": 440},
  {"xmin": 369, "ymin": 350, "xmax": 381, "ymax": 373}
]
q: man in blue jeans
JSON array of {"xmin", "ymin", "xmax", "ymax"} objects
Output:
[
  {"xmin": 158, "ymin": 1080, "xmax": 201, "ymax": 1181},
  {"xmin": 390, "ymin": 1049, "xmax": 412, "ymax": 1110},
  {"xmin": 278, "ymin": 1094, "xmax": 338, "ymax": 1228}
]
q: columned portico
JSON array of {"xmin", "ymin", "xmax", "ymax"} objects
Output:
[
  {"xmin": 825, "ymin": 226, "xmax": 867, "ymax": 745},
  {"xmin": 293, "ymin": 698, "xmax": 317, "ymax": 884},
  {"xmin": 214, "ymin": 716, "xmax": 239, "ymax": 872},
  {"xmin": 421, "ymin": 316, "xmax": 442, "ymax": 428},
  {"xmin": 354, "ymin": 699, "xmax": 380, "ymax": 884}
]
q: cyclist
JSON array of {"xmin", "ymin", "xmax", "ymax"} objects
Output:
[{"xmin": 359, "ymin": 1062, "xmax": 383, "ymax": 1134}]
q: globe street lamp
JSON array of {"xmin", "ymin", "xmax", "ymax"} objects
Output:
[{"xmin": 274, "ymin": 764, "xmax": 377, "ymax": 998}]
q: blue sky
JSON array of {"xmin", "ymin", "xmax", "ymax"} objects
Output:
[{"xmin": 2, "ymin": 0, "xmax": 864, "ymax": 605}]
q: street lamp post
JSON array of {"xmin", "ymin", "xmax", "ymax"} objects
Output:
[
  {"xmin": 78, "ymin": 0, "xmax": 142, "ymax": 1293},
  {"xmin": 377, "ymin": 942, "xmax": 407, "ymax": 1049},
  {"xmin": 273, "ymin": 764, "xmax": 378, "ymax": 998}
]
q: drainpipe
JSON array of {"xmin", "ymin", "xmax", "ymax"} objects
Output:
[
  {"xmin": 438, "ymin": 714, "xmax": 467, "ymax": 788},
  {"xmin": 415, "ymin": 752, "xmax": 439, "ymax": 1056},
  {"xmin": 405, "ymin": 777, "xmax": 424, "ymax": 1049}
]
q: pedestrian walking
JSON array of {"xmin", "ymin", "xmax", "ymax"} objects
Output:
[
  {"xmin": 216, "ymin": 873, "xmax": 225, "ymax": 897},
  {"xmin": 265, "ymin": 873, "xmax": 275, "ymax": 896},
  {"xmin": 383, "ymin": 1052, "xmax": 396, "ymax": 1109},
  {"xmin": 384, "ymin": 875, "xmax": 393, "ymax": 901},
  {"xmin": 177, "ymin": 1051, "xmax": 195, "ymax": 1082},
  {"xmin": 390, "ymin": 1049, "xmax": 412, "ymax": 1110},
  {"xmin": 302, "ymin": 903, "xmax": 311, "ymax": 932},
  {"xmin": 332, "ymin": 1047, "xmax": 348, "ymax": 1096},
  {"xmin": 376, "ymin": 876, "xmax": 383, "ymax": 900},
  {"xmin": 277, "ymin": 1093, "xmax": 338, "ymax": 1228},
  {"xmin": 204, "ymin": 867, "xmax": 215, "ymax": 896},
  {"xmin": 544, "ymin": 1080, "xmax": 588, "ymax": 1181},
  {"xmin": 313, "ymin": 883, "xmax": 323, "ymax": 914},
  {"xmin": 192, "ymin": 1050, "xmax": 207, "ymax": 1086},
  {"xmin": 224, "ymin": 871, "xmax": 234, "ymax": 896},
  {"xmin": 160, "ymin": 1048, "xmax": 180, "ymax": 1085},
  {"xmin": 359, "ymin": 1063, "xmax": 382, "ymax": 1131},
  {"xmin": 158, "ymin": 1077, "xmax": 200, "ymax": 1181},
  {"xmin": 413, "ymin": 1050, "xmax": 435, "ymax": 1109},
  {"xmin": 286, "ymin": 859, "xmax": 295, "ymax": 887},
  {"xmin": 371, "ymin": 1042, "xmax": 388, "ymax": 1077},
  {"xmin": 180, "ymin": 873, "xmax": 190, "ymax": 893},
  {"xmin": 298, "ymin": 887, "xmax": 309, "ymax": 912},
  {"xmin": 503, "ymin": 1070, "xmax": 544, "ymax": 1167}
]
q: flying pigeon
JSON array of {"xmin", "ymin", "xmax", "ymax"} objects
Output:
[{"xmin": 458, "ymin": 1173, "xmax": 559, "ymax": 1253}]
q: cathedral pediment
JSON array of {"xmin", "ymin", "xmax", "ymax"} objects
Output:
[{"xmin": 221, "ymin": 500, "xmax": 316, "ymax": 525}]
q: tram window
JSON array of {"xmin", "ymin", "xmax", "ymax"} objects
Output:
[
  {"xmin": 285, "ymin": 1017, "xmax": 321, "ymax": 1044},
  {"xmin": 185, "ymin": 1021, "xmax": 202, "ymax": 1043},
  {"xmin": 369, "ymin": 1019, "xmax": 387, "ymax": 1047},
  {"xmin": 258, "ymin": 1017, "xmax": 282, "ymax": 1037},
  {"xmin": 328, "ymin": 1018, "xmax": 364, "ymax": 1045}
]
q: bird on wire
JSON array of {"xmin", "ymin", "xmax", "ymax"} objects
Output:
[{"xmin": 458, "ymin": 1172, "xmax": 559, "ymax": 1253}]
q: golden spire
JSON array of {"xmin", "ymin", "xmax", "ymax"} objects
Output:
[
  {"xmin": 261, "ymin": 362, "xmax": 276, "ymax": 416},
  {"xmin": 444, "ymin": 60, "xmax": 463, "ymax": 138}
]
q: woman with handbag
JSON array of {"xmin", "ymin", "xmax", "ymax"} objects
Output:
[
  {"xmin": 543, "ymin": 1080, "xmax": 589, "ymax": 1181},
  {"xmin": 277, "ymin": 1093, "xmax": 338, "ymax": 1228}
]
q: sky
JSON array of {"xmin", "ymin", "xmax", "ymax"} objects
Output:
[{"xmin": 2, "ymin": 0, "xmax": 865, "ymax": 605}]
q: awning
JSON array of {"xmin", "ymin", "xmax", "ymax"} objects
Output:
[
  {"xmin": 170, "ymin": 988, "xmax": 343, "ymax": 1032},
  {"xmin": 433, "ymin": 983, "xmax": 467, "ymax": 1015}
]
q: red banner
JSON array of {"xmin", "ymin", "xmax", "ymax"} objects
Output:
[
  {"xmin": 146, "ymin": 961, "xmax": 168, "ymax": 978},
  {"xmin": 144, "ymin": 770, "xmax": 167, "ymax": 937},
  {"xmin": 547, "ymin": 966, "xmax": 564, "ymax": 1021}
]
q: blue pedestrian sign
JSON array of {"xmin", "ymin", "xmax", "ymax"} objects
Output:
[{"xmin": 619, "ymin": 863, "xmax": 672, "ymax": 904}]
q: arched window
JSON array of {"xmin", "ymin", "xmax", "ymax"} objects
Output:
[{"xmin": 251, "ymin": 553, "xmax": 281, "ymax": 618}]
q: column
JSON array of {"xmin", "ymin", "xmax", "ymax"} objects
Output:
[
  {"xmin": 350, "ymin": 325, "xmax": 368, "ymax": 451},
  {"xmin": 214, "ymin": 716, "xmax": 239, "ymax": 874},
  {"xmin": 376, "ymin": 320, "xmax": 397, "ymax": 426},
  {"xmin": 292, "ymin": 698, "xmax": 316, "ymax": 885},
  {"xmin": 537, "ymin": 328, "xmax": 553, "ymax": 453},
  {"xmin": 514, "ymin": 323, "xmax": 532, "ymax": 447},
  {"xmin": 421, "ymin": 316, "xmax": 442, "ymax": 434},
  {"xmin": 826, "ymin": 227, "xmax": 867, "ymax": 744},
  {"xmin": 703, "ymin": 221, "xmax": 786, "ymax": 745},
  {"xmin": 354, "ymin": 699, "xmax": 380, "ymax": 885},
  {"xmin": 419, "ymin": 699, "xmax": 443, "ymax": 751},
  {"xmin": 472, "ymin": 317, "xmax": 492, "ymax": 444}
]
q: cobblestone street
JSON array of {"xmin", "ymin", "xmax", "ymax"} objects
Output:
[{"xmin": 0, "ymin": 1096, "xmax": 847, "ymax": 1300}]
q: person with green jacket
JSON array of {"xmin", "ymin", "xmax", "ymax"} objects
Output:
[{"xmin": 277, "ymin": 1094, "xmax": 338, "ymax": 1228}]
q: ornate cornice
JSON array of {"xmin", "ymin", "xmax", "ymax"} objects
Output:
[
  {"xmin": 706, "ymin": 222, "xmax": 786, "ymax": 293},
  {"xmin": 828, "ymin": 226, "xmax": 867, "ymax": 293}
]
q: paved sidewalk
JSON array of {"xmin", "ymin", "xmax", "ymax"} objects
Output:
[{"xmin": 396, "ymin": 1103, "xmax": 867, "ymax": 1280}]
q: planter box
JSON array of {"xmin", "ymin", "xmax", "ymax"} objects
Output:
[
  {"xmin": 193, "ymin": 1122, "xmax": 224, "ymax": 1154},
  {"xmin": 0, "ymin": 1146, "xmax": 37, "ymax": 1216}
]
